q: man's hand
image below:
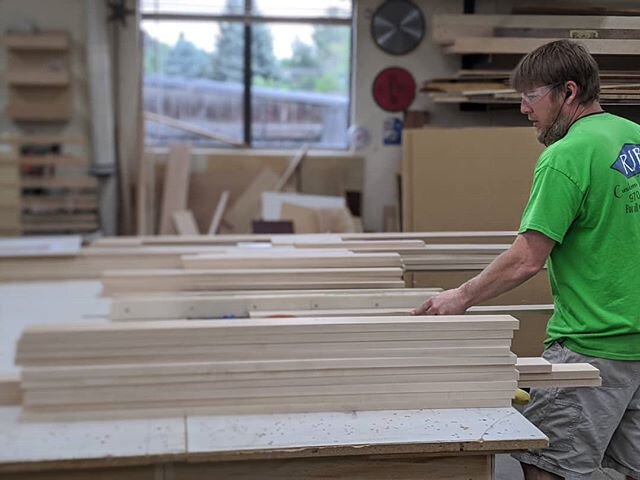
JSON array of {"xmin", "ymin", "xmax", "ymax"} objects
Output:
[{"xmin": 411, "ymin": 288, "xmax": 469, "ymax": 315}]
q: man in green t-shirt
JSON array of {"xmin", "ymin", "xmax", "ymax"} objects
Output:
[{"xmin": 413, "ymin": 40, "xmax": 640, "ymax": 480}]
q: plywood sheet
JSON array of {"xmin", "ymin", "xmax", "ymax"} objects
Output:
[{"xmin": 402, "ymin": 128, "xmax": 543, "ymax": 232}]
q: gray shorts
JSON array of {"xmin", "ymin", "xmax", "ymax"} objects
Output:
[{"xmin": 513, "ymin": 342, "xmax": 640, "ymax": 480}]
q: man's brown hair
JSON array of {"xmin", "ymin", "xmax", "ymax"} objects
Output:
[{"xmin": 511, "ymin": 39, "xmax": 600, "ymax": 104}]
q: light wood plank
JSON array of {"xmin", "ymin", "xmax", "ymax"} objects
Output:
[
  {"xmin": 446, "ymin": 37, "xmax": 640, "ymax": 55},
  {"xmin": 159, "ymin": 144, "xmax": 191, "ymax": 234},
  {"xmin": 515, "ymin": 357, "xmax": 551, "ymax": 374},
  {"xmin": 172, "ymin": 210, "xmax": 200, "ymax": 235},
  {"xmin": 207, "ymin": 190, "xmax": 229, "ymax": 235},
  {"xmin": 224, "ymin": 169, "xmax": 280, "ymax": 234},
  {"xmin": 0, "ymin": 373, "xmax": 21, "ymax": 406}
]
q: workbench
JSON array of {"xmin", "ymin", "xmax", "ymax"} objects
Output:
[{"xmin": 0, "ymin": 406, "xmax": 546, "ymax": 479}]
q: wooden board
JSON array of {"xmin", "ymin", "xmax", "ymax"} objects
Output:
[
  {"xmin": 0, "ymin": 236, "xmax": 81, "ymax": 258},
  {"xmin": 446, "ymin": 37, "xmax": 640, "ymax": 55},
  {"xmin": 109, "ymin": 288, "xmax": 441, "ymax": 320},
  {"xmin": 19, "ymin": 155, "xmax": 86, "ymax": 167},
  {"xmin": 280, "ymin": 202, "xmax": 320, "ymax": 233},
  {"xmin": 172, "ymin": 210, "xmax": 200, "ymax": 235},
  {"xmin": 207, "ymin": 191, "xmax": 229, "ymax": 235},
  {"xmin": 101, "ymin": 268, "xmax": 406, "ymax": 295},
  {"xmin": 181, "ymin": 252, "xmax": 403, "ymax": 269},
  {"xmin": 515, "ymin": 357, "xmax": 551, "ymax": 374},
  {"xmin": 23, "ymin": 364, "xmax": 518, "ymax": 389},
  {"xmin": 159, "ymin": 145, "xmax": 191, "ymax": 234},
  {"xmin": 224, "ymin": 169, "xmax": 280, "ymax": 234},
  {"xmin": 402, "ymin": 128, "xmax": 543, "ymax": 232},
  {"xmin": 432, "ymin": 14, "xmax": 640, "ymax": 44},
  {"xmin": 21, "ymin": 176, "xmax": 97, "ymax": 189},
  {"xmin": 274, "ymin": 145, "xmax": 308, "ymax": 191},
  {"xmin": 0, "ymin": 373, "xmax": 21, "ymax": 406},
  {"xmin": 3, "ymin": 32, "xmax": 70, "ymax": 50},
  {"xmin": 21, "ymin": 194, "xmax": 98, "ymax": 211},
  {"xmin": 7, "ymin": 87, "xmax": 72, "ymax": 122},
  {"xmin": 172, "ymin": 455, "xmax": 494, "ymax": 480}
]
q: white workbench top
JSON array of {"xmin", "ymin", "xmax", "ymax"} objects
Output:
[{"xmin": 0, "ymin": 406, "xmax": 546, "ymax": 471}]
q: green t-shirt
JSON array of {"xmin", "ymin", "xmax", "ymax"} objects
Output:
[{"xmin": 519, "ymin": 112, "xmax": 640, "ymax": 360}]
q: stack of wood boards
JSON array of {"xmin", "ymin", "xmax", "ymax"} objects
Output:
[
  {"xmin": 247, "ymin": 305, "xmax": 553, "ymax": 319},
  {"xmin": 15, "ymin": 315, "xmax": 520, "ymax": 420},
  {"xmin": 517, "ymin": 357, "xmax": 601, "ymax": 388},
  {"xmin": 181, "ymin": 250, "xmax": 403, "ymax": 270},
  {"xmin": 0, "ymin": 234, "xmax": 518, "ymax": 282},
  {"xmin": 91, "ymin": 231, "xmax": 519, "ymax": 248},
  {"xmin": 102, "ymin": 267, "xmax": 406, "ymax": 295},
  {"xmin": 426, "ymin": 15, "xmax": 640, "ymax": 105},
  {"xmin": 424, "ymin": 70, "xmax": 640, "ymax": 105},
  {"xmin": 109, "ymin": 288, "xmax": 443, "ymax": 321},
  {"xmin": 401, "ymin": 243, "xmax": 509, "ymax": 270},
  {"xmin": 0, "ymin": 245, "xmax": 238, "ymax": 282},
  {"xmin": 433, "ymin": 14, "xmax": 640, "ymax": 55}
]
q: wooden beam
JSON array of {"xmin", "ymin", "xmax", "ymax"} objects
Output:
[
  {"xmin": 172, "ymin": 210, "xmax": 200, "ymax": 235},
  {"xmin": 432, "ymin": 14, "xmax": 640, "ymax": 44},
  {"xmin": 446, "ymin": 37, "xmax": 640, "ymax": 55},
  {"xmin": 274, "ymin": 145, "xmax": 309, "ymax": 192},
  {"xmin": 208, "ymin": 190, "xmax": 229, "ymax": 235},
  {"xmin": 0, "ymin": 373, "xmax": 21, "ymax": 406},
  {"xmin": 145, "ymin": 111, "xmax": 246, "ymax": 147},
  {"xmin": 159, "ymin": 145, "xmax": 191, "ymax": 234}
]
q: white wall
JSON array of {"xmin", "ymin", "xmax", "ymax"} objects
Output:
[{"xmin": 354, "ymin": 0, "xmax": 466, "ymax": 230}]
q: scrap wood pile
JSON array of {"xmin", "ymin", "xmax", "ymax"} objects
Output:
[{"xmin": 424, "ymin": 14, "xmax": 640, "ymax": 105}]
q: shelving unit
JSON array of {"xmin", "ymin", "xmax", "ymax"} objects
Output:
[
  {"xmin": 1, "ymin": 31, "xmax": 99, "ymax": 236},
  {"xmin": 1, "ymin": 135, "xmax": 99, "ymax": 235},
  {"xmin": 424, "ymin": 14, "xmax": 640, "ymax": 106},
  {"xmin": 4, "ymin": 31, "xmax": 72, "ymax": 122}
]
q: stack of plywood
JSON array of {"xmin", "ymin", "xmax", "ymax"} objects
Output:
[
  {"xmin": 16, "ymin": 315, "xmax": 520, "ymax": 420},
  {"xmin": 426, "ymin": 15, "xmax": 640, "ymax": 106},
  {"xmin": 433, "ymin": 14, "xmax": 640, "ymax": 57},
  {"xmin": 424, "ymin": 70, "xmax": 640, "ymax": 105},
  {"xmin": 401, "ymin": 244, "xmax": 510, "ymax": 270},
  {"xmin": 91, "ymin": 231, "xmax": 519, "ymax": 248},
  {"xmin": 181, "ymin": 250, "xmax": 403, "ymax": 270},
  {"xmin": 101, "ymin": 267, "xmax": 406, "ymax": 295},
  {"xmin": 517, "ymin": 357, "xmax": 601, "ymax": 388},
  {"xmin": 109, "ymin": 288, "xmax": 443, "ymax": 321}
]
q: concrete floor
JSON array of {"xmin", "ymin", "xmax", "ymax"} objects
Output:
[{"xmin": 0, "ymin": 281, "xmax": 627, "ymax": 479}]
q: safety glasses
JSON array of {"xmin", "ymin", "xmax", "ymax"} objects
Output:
[{"xmin": 521, "ymin": 83, "xmax": 562, "ymax": 105}]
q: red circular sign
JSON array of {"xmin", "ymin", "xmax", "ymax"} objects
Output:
[{"xmin": 372, "ymin": 67, "xmax": 416, "ymax": 112}]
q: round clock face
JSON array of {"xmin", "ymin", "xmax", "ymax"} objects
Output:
[
  {"xmin": 371, "ymin": 0, "xmax": 425, "ymax": 56},
  {"xmin": 372, "ymin": 67, "xmax": 416, "ymax": 112}
]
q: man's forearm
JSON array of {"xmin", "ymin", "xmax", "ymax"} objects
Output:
[{"xmin": 458, "ymin": 247, "xmax": 543, "ymax": 308}]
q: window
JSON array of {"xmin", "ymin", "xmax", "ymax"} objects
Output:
[{"xmin": 141, "ymin": 0, "xmax": 353, "ymax": 149}]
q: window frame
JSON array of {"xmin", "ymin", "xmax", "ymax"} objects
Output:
[{"xmin": 141, "ymin": 1, "xmax": 354, "ymax": 149}]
